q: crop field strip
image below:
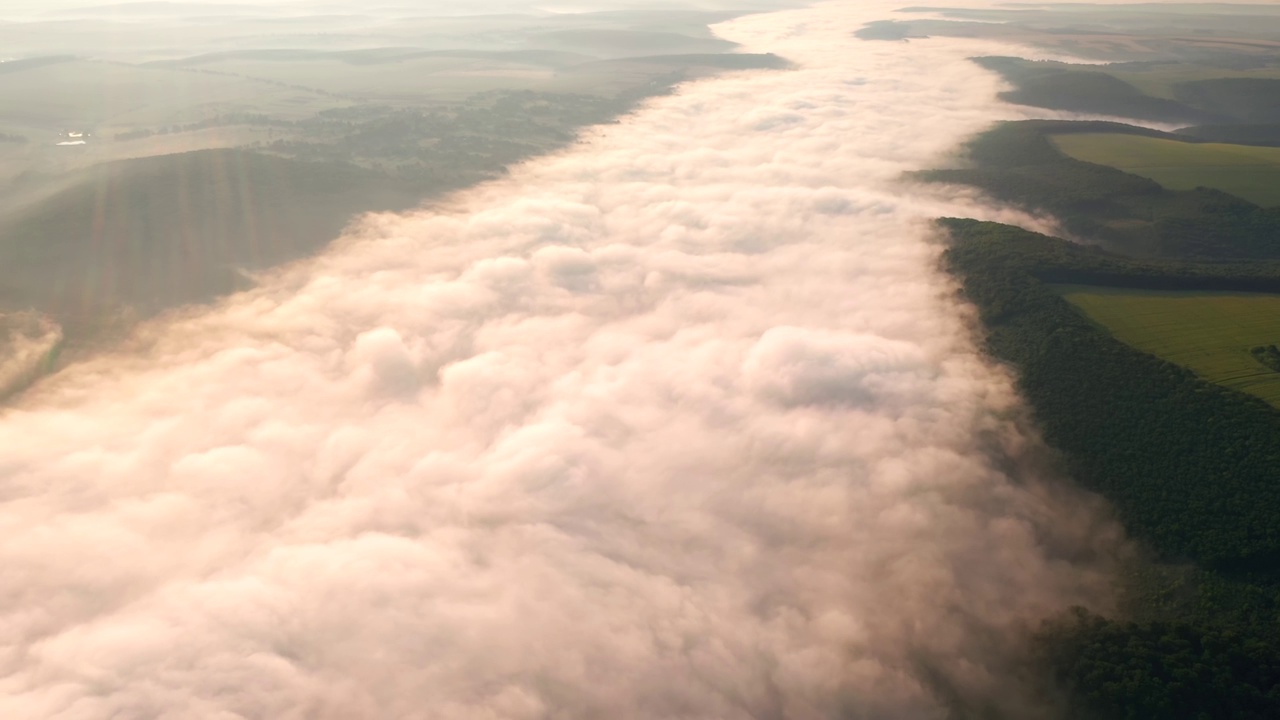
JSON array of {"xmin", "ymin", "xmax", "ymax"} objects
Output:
[
  {"xmin": 1050, "ymin": 133, "xmax": 1280, "ymax": 207},
  {"xmin": 1056, "ymin": 285, "xmax": 1280, "ymax": 407}
]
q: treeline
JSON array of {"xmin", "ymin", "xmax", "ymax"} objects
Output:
[
  {"xmin": 107, "ymin": 89, "xmax": 641, "ymax": 193},
  {"xmin": 941, "ymin": 218, "xmax": 1280, "ymax": 718},
  {"xmin": 113, "ymin": 112, "xmax": 281, "ymax": 141},
  {"xmin": 972, "ymin": 57, "xmax": 1219, "ymax": 125},
  {"xmin": 265, "ymin": 91, "xmax": 637, "ymax": 189},
  {"xmin": 1037, "ymin": 608, "xmax": 1280, "ymax": 720},
  {"xmin": 943, "ymin": 218, "xmax": 1280, "ymax": 569},
  {"xmin": 1250, "ymin": 345, "xmax": 1280, "ymax": 373},
  {"xmin": 921, "ymin": 120, "xmax": 1280, "ymax": 260},
  {"xmin": 1176, "ymin": 78, "xmax": 1280, "ymax": 124},
  {"xmin": 1177, "ymin": 123, "xmax": 1280, "ymax": 147},
  {"xmin": 972, "ymin": 56, "xmax": 1280, "ymax": 126}
]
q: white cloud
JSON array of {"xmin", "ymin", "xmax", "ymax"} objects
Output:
[{"xmin": 0, "ymin": 2, "xmax": 1127, "ymax": 718}]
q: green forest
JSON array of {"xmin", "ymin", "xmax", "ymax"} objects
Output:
[
  {"xmin": 907, "ymin": 8, "xmax": 1280, "ymax": 713},
  {"xmin": 943, "ymin": 218, "xmax": 1280, "ymax": 719},
  {"xmin": 920, "ymin": 120, "xmax": 1280, "ymax": 260}
]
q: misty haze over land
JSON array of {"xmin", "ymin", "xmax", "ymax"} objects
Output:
[
  {"xmin": 15, "ymin": 0, "xmax": 1280, "ymax": 718},
  {"xmin": 0, "ymin": 1, "xmax": 1134, "ymax": 716}
]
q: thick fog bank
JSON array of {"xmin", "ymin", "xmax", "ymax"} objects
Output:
[{"xmin": 0, "ymin": 2, "xmax": 1121, "ymax": 718}]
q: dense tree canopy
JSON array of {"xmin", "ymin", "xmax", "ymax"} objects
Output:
[
  {"xmin": 941, "ymin": 219, "xmax": 1280, "ymax": 718},
  {"xmin": 924, "ymin": 122, "xmax": 1280, "ymax": 260}
]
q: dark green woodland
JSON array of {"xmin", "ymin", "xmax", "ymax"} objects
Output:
[
  {"xmin": 905, "ymin": 7, "xmax": 1280, "ymax": 713},
  {"xmin": 942, "ymin": 218, "xmax": 1280, "ymax": 719}
]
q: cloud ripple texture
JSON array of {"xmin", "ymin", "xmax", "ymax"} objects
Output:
[{"xmin": 0, "ymin": 2, "xmax": 1122, "ymax": 718}]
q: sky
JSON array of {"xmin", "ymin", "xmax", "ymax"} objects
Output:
[
  {"xmin": 0, "ymin": 0, "xmax": 808, "ymax": 18},
  {"xmin": 0, "ymin": 0, "xmax": 1150, "ymax": 718}
]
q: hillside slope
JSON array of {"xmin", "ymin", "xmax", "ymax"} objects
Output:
[{"xmin": 0, "ymin": 149, "xmax": 420, "ymax": 320}]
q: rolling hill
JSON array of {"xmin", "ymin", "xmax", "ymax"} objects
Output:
[{"xmin": 0, "ymin": 149, "xmax": 419, "ymax": 322}]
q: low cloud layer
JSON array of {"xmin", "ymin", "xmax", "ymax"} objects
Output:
[
  {"xmin": 0, "ymin": 312, "xmax": 60, "ymax": 398},
  {"xmin": 0, "ymin": 2, "xmax": 1124, "ymax": 718}
]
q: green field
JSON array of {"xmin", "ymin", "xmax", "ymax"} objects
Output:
[
  {"xmin": 1051, "ymin": 133, "xmax": 1280, "ymax": 207},
  {"xmin": 1108, "ymin": 65, "xmax": 1280, "ymax": 99},
  {"xmin": 1058, "ymin": 285, "xmax": 1280, "ymax": 406}
]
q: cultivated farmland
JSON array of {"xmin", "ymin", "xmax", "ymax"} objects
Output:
[
  {"xmin": 1050, "ymin": 133, "xmax": 1280, "ymax": 207},
  {"xmin": 1107, "ymin": 64, "xmax": 1280, "ymax": 99},
  {"xmin": 1058, "ymin": 285, "xmax": 1280, "ymax": 406}
]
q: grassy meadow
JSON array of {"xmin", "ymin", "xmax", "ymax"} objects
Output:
[
  {"xmin": 1051, "ymin": 132, "xmax": 1280, "ymax": 207},
  {"xmin": 1058, "ymin": 285, "xmax": 1280, "ymax": 406}
]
